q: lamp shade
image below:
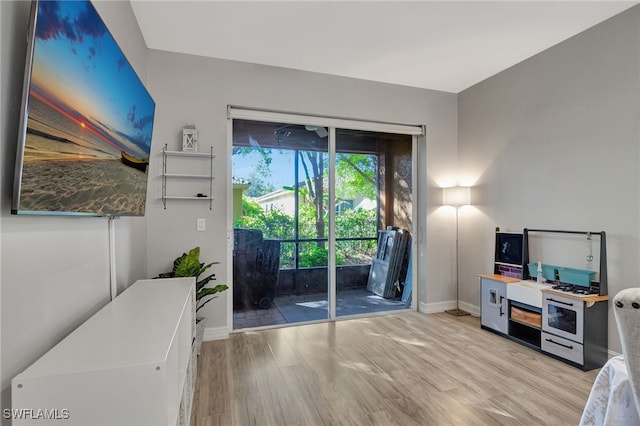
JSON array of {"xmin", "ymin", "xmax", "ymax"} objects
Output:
[{"xmin": 443, "ymin": 186, "xmax": 471, "ymax": 207}]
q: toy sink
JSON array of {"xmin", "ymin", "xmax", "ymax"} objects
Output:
[{"xmin": 527, "ymin": 263, "xmax": 559, "ymax": 281}]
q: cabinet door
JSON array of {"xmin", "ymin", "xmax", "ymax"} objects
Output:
[
  {"xmin": 541, "ymin": 331, "xmax": 583, "ymax": 365},
  {"xmin": 481, "ymin": 279, "xmax": 508, "ymax": 334}
]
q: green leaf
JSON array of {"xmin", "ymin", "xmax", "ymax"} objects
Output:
[
  {"xmin": 198, "ymin": 261, "xmax": 215, "ymax": 276},
  {"xmin": 196, "ymin": 284, "xmax": 229, "ymax": 302},
  {"xmin": 174, "ymin": 247, "xmax": 203, "ymax": 278},
  {"xmin": 196, "ymin": 272, "xmax": 216, "ymax": 292},
  {"xmin": 157, "ymin": 247, "xmax": 228, "ymax": 312},
  {"xmin": 196, "ymin": 284, "xmax": 229, "ymax": 312}
]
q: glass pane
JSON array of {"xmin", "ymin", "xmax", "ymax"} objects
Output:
[
  {"xmin": 298, "ymin": 241, "xmax": 329, "ymax": 269},
  {"xmin": 232, "ymin": 119, "xmax": 329, "ymax": 329},
  {"xmin": 336, "ymin": 240, "xmax": 376, "ymax": 266},
  {"xmin": 297, "ymin": 149, "xmax": 328, "ymax": 241},
  {"xmin": 548, "ymin": 305, "xmax": 577, "ymax": 334},
  {"xmin": 278, "ymin": 242, "xmax": 295, "ymax": 270},
  {"xmin": 335, "ymin": 129, "xmax": 412, "ymax": 317}
]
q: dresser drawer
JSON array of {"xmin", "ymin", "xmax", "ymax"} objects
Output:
[{"xmin": 541, "ymin": 331, "xmax": 583, "ymax": 365}]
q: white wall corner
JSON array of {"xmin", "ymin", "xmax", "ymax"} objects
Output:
[
  {"xmin": 203, "ymin": 325, "xmax": 229, "ymax": 341},
  {"xmin": 459, "ymin": 301, "xmax": 481, "ymax": 317}
]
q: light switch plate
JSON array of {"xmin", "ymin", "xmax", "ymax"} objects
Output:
[{"xmin": 197, "ymin": 218, "xmax": 206, "ymax": 231}]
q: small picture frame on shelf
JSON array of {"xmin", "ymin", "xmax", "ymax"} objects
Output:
[{"xmin": 182, "ymin": 125, "xmax": 198, "ymax": 152}]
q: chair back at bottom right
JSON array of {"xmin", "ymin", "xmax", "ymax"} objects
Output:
[{"xmin": 613, "ymin": 288, "xmax": 640, "ymax": 413}]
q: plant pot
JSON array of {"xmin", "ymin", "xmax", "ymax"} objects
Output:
[{"xmin": 195, "ymin": 316, "xmax": 206, "ymax": 356}]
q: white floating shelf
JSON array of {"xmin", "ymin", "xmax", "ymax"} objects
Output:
[
  {"xmin": 161, "ymin": 144, "xmax": 215, "ymax": 210},
  {"xmin": 160, "ymin": 196, "xmax": 214, "ymax": 200},
  {"xmin": 163, "ymin": 150, "xmax": 215, "ymax": 158},
  {"xmin": 162, "ymin": 173, "xmax": 214, "ymax": 179}
]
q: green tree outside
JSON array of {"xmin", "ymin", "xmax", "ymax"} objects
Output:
[{"xmin": 234, "ymin": 147, "xmax": 378, "ymax": 268}]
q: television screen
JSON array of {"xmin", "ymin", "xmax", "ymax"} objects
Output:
[
  {"xmin": 495, "ymin": 232, "xmax": 523, "ymax": 266},
  {"xmin": 12, "ymin": 0, "xmax": 155, "ymax": 216}
]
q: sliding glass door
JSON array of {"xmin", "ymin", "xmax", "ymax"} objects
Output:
[
  {"xmin": 335, "ymin": 129, "xmax": 413, "ymax": 317},
  {"xmin": 230, "ymin": 111, "xmax": 419, "ymax": 330}
]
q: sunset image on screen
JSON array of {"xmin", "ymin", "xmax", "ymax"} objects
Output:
[{"xmin": 17, "ymin": 0, "xmax": 155, "ymax": 215}]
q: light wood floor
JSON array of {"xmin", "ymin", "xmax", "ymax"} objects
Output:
[{"xmin": 191, "ymin": 312, "xmax": 600, "ymax": 425}]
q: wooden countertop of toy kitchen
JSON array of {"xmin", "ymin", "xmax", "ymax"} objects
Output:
[
  {"xmin": 478, "ymin": 274, "xmax": 521, "ymax": 284},
  {"xmin": 541, "ymin": 288, "xmax": 609, "ymax": 304},
  {"xmin": 479, "ymin": 274, "xmax": 609, "ymax": 304}
]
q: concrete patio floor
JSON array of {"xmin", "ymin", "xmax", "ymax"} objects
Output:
[{"xmin": 233, "ymin": 288, "xmax": 409, "ymax": 329}]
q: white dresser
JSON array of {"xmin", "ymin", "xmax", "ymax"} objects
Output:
[{"xmin": 11, "ymin": 278, "xmax": 196, "ymax": 426}]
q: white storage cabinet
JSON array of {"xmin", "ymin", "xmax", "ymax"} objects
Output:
[{"xmin": 11, "ymin": 278, "xmax": 196, "ymax": 426}]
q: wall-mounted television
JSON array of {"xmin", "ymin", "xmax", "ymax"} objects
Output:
[
  {"xmin": 12, "ymin": 0, "xmax": 155, "ymax": 216},
  {"xmin": 495, "ymin": 232, "xmax": 523, "ymax": 267}
]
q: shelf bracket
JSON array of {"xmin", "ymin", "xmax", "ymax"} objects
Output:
[{"xmin": 162, "ymin": 144, "xmax": 167, "ymax": 209}]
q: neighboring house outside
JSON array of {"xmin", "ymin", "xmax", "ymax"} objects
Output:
[
  {"xmin": 232, "ymin": 177, "xmax": 251, "ymax": 221},
  {"xmin": 253, "ymin": 187, "xmax": 374, "ymax": 216},
  {"xmin": 253, "ymin": 188, "xmax": 297, "ymax": 216}
]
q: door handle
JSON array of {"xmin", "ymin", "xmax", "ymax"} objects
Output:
[
  {"xmin": 499, "ymin": 295, "xmax": 505, "ymax": 316},
  {"xmin": 546, "ymin": 298, "xmax": 574, "ymax": 307},
  {"xmin": 545, "ymin": 338, "xmax": 573, "ymax": 350}
]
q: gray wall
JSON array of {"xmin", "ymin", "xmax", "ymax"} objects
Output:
[
  {"xmin": 0, "ymin": 1, "xmax": 150, "ymax": 420},
  {"xmin": 145, "ymin": 51, "xmax": 459, "ymax": 328},
  {"xmin": 458, "ymin": 6, "xmax": 640, "ymax": 353}
]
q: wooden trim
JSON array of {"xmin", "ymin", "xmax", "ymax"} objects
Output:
[
  {"xmin": 541, "ymin": 288, "xmax": 608, "ymax": 303},
  {"xmin": 477, "ymin": 274, "xmax": 521, "ymax": 283}
]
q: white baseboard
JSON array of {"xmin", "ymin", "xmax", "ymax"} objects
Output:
[
  {"xmin": 419, "ymin": 300, "xmax": 480, "ymax": 316},
  {"xmin": 608, "ymin": 349, "xmax": 622, "ymax": 359},
  {"xmin": 419, "ymin": 300, "xmax": 456, "ymax": 314},
  {"xmin": 203, "ymin": 325, "xmax": 229, "ymax": 341}
]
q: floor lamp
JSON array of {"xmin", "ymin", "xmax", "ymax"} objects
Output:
[{"xmin": 443, "ymin": 186, "xmax": 471, "ymax": 317}]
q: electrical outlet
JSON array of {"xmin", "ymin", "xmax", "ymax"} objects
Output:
[{"xmin": 197, "ymin": 218, "xmax": 206, "ymax": 231}]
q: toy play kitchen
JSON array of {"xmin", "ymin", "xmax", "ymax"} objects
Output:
[{"xmin": 479, "ymin": 228, "xmax": 608, "ymax": 371}]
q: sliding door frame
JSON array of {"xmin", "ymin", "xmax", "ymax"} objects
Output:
[{"xmin": 226, "ymin": 106, "xmax": 424, "ymax": 330}]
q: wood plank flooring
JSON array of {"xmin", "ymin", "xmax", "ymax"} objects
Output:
[{"xmin": 191, "ymin": 312, "xmax": 600, "ymax": 425}]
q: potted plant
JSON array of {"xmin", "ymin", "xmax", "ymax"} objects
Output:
[{"xmin": 157, "ymin": 247, "xmax": 228, "ymax": 355}]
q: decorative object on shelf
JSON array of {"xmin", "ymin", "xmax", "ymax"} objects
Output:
[
  {"xmin": 156, "ymin": 247, "xmax": 228, "ymax": 355},
  {"xmin": 182, "ymin": 124, "xmax": 198, "ymax": 152},
  {"xmin": 443, "ymin": 186, "xmax": 472, "ymax": 317}
]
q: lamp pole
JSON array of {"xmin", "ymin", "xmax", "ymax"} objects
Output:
[
  {"xmin": 455, "ymin": 206, "xmax": 460, "ymax": 308},
  {"xmin": 444, "ymin": 187, "xmax": 470, "ymax": 317}
]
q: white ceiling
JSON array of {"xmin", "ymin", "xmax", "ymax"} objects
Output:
[{"xmin": 130, "ymin": 1, "xmax": 638, "ymax": 93}]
